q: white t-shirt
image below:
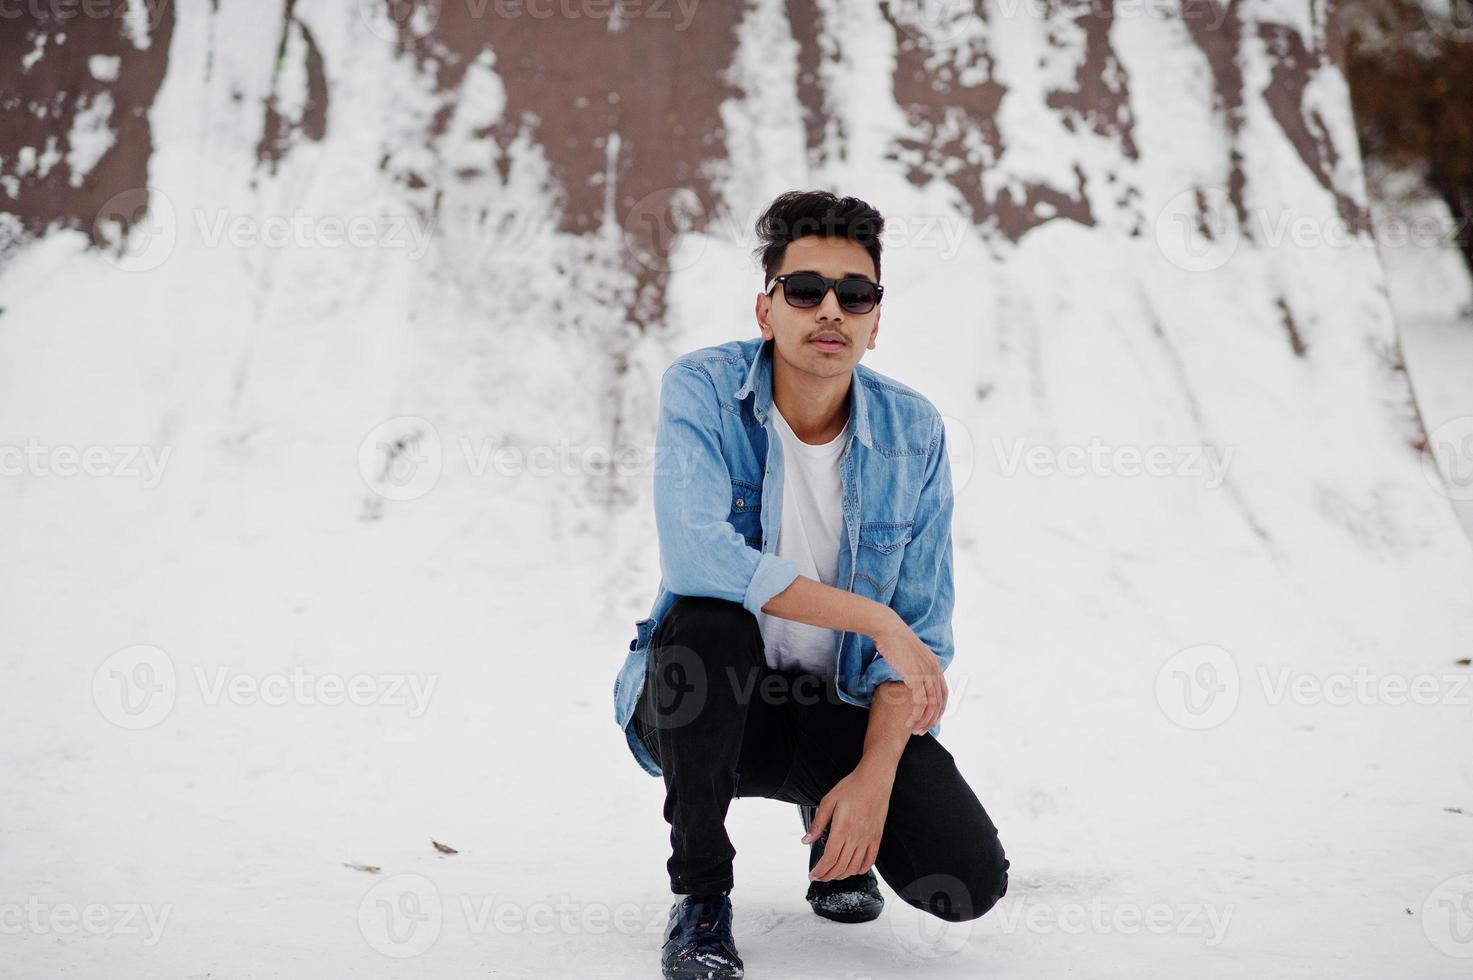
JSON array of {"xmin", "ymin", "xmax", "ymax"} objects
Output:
[{"xmin": 754, "ymin": 403, "xmax": 848, "ymax": 675}]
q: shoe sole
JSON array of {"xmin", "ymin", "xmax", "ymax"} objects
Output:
[{"xmin": 807, "ymin": 898, "xmax": 884, "ymax": 924}]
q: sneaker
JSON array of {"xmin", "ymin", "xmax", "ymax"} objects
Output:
[
  {"xmin": 661, "ymin": 892, "xmax": 744, "ymax": 979},
  {"xmin": 800, "ymin": 804, "xmax": 885, "ymax": 923}
]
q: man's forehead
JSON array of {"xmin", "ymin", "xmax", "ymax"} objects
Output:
[{"xmin": 778, "ymin": 236, "xmax": 876, "ymax": 280}]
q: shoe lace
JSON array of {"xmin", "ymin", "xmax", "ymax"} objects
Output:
[{"xmin": 677, "ymin": 897, "xmax": 735, "ymax": 954}]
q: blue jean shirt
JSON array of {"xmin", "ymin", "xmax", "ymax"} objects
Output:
[{"xmin": 612, "ymin": 336, "xmax": 956, "ymax": 777}]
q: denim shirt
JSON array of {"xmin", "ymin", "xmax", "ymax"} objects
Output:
[{"xmin": 612, "ymin": 336, "xmax": 956, "ymax": 777}]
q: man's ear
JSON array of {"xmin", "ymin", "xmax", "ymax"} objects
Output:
[
  {"xmin": 866, "ymin": 310, "xmax": 880, "ymax": 350},
  {"xmin": 755, "ymin": 293, "xmax": 774, "ymax": 341}
]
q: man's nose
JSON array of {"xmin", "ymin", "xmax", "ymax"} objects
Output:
[{"xmin": 815, "ymin": 288, "xmax": 846, "ymax": 320}]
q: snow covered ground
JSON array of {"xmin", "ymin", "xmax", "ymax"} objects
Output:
[
  {"xmin": 1379, "ymin": 188, "xmax": 1473, "ymax": 543},
  {"xmin": 3, "ymin": 2, "xmax": 1473, "ymax": 978},
  {"xmin": 1400, "ymin": 309, "xmax": 1473, "ymax": 541}
]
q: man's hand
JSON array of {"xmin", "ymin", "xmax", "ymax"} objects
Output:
[
  {"xmin": 758, "ymin": 579, "xmax": 947, "ymax": 734},
  {"xmin": 803, "ymin": 764, "xmax": 894, "ymax": 882},
  {"xmin": 871, "ymin": 611, "xmax": 949, "ymax": 734},
  {"xmin": 803, "ymin": 681, "xmax": 915, "ymax": 882}
]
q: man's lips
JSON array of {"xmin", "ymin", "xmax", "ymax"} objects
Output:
[{"xmin": 810, "ymin": 335, "xmax": 845, "ymax": 350}]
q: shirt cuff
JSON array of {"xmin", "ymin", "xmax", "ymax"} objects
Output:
[
  {"xmin": 862, "ymin": 653, "xmax": 904, "ymax": 693},
  {"xmin": 742, "ymin": 552, "xmax": 801, "ymax": 617}
]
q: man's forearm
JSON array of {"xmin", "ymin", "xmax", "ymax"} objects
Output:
[
  {"xmin": 759, "ymin": 574, "xmax": 897, "ymax": 638},
  {"xmin": 857, "ymin": 681, "xmax": 914, "ymax": 777},
  {"xmin": 762, "ymin": 577, "xmax": 916, "ymax": 777}
]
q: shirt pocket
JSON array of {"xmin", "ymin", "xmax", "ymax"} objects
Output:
[
  {"xmin": 854, "ymin": 520, "xmax": 913, "ymax": 600},
  {"xmin": 728, "ymin": 478, "xmax": 763, "ymax": 549}
]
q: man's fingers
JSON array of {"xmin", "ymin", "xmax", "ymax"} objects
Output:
[
  {"xmin": 926, "ymin": 677, "xmax": 944, "ymax": 730},
  {"xmin": 828, "ymin": 837, "xmax": 857, "ymax": 880},
  {"xmin": 925, "ymin": 676, "xmax": 945, "ymax": 730},
  {"xmin": 810, "ymin": 833, "xmax": 844, "ymax": 880},
  {"xmin": 803, "ymin": 797, "xmax": 835, "ymax": 844},
  {"xmin": 910, "ymin": 679, "xmax": 934, "ymax": 733},
  {"xmin": 836, "ymin": 838, "xmax": 874, "ymax": 880},
  {"xmin": 814, "ymin": 836, "xmax": 857, "ymax": 882},
  {"xmin": 906, "ymin": 681, "xmax": 929, "ymax": 730}
]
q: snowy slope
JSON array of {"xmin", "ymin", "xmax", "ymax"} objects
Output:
[{"xmin": 2, "ymin": 1, "xmax": 1473, "ymax": 977}]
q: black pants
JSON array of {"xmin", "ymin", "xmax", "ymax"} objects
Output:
[{"xmin": 632, "ymin": 594, "xmax": 1009, "ymax": 922}]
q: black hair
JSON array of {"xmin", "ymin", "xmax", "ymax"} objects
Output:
[{"xmin": 752, "ymin": 190, "xmax": 885, "ymax": 285}]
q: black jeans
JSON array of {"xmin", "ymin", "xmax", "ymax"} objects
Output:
[{"xmin": 632, "ymin": 594, "xmax": 1009, "ymax": 922}]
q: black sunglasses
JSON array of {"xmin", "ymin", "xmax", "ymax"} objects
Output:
[{"xmin": 764, "ymin": 272, "xmax": 883, "ymax": 314}]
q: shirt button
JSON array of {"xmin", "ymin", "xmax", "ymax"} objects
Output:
[{"xmin": 735, "ymin": 497, "xmax": 745, "ymax": 508}]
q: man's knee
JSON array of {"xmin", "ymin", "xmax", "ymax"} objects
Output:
[
  {"xmin": 951, "ymin": 842, "xmax": 1009, "ymax": 922},
  {"xmin": 652, "ymin": 596, "xmax": 763, "ymax": 682},
  {"xmin": 897, "ymin": 845, "xmax": 1010, "ymax": 923},
  {"xmin": 657, "ymin": 596, "xmax": 758, "ymax": 654},
  {"xmin": 887, "ymin": 744, "xmax": 1010, "ymax": 922}
]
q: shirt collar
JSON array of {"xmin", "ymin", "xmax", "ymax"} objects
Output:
[{"xmin": 735, "ymin": 337, "xmax": 873, "ymax": 449}]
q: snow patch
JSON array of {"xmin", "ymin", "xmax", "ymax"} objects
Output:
[
  {"xmin": 122, "ymin": 0, "xmax": 153, "ymax": 50},
  {"xmin": 20, "ymin": 32, "xmax": 45, "ymax": 71},
  {"xmin": 66, "ymin": 92, "xmax": 116, "ymax": 188},
  {"xmin": 89, "ymin": 54, "xmax": 122, "ymax": 82}
]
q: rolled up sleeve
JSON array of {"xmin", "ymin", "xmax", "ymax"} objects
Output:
[{"xmin": 653, "ymin": 361, "xmax": 801, "ymax": 616}]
